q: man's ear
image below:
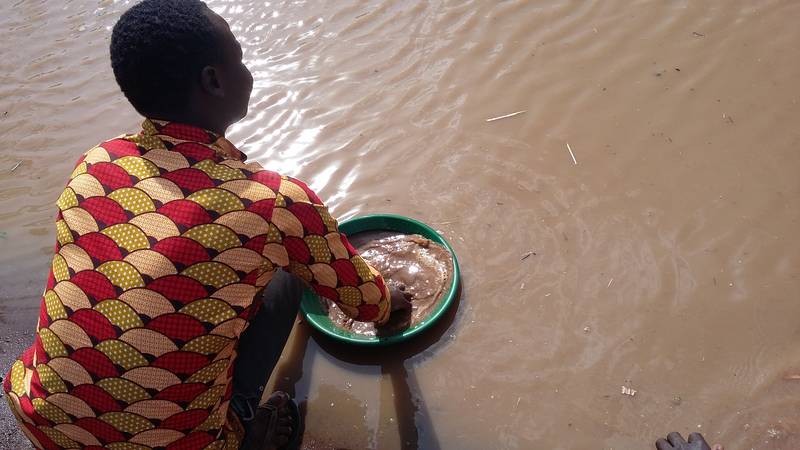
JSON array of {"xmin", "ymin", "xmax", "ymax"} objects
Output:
[{"xmin": 200, "ymin": 66, "xmax": 225, "ymax": 98}]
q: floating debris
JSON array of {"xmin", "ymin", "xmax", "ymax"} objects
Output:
[
  {"xmin": 692, "ymin": 31, "xmax": 705, "ymax": 37},
  {"xmin": 10, "ymin": 161, "xmax": 22, "ymax": 172},
  {"xmin": 607, "ymin": 278, "xmax": 614, "ymax": 288},
  {"xmin": 671, "ymin": 395, "xmax": 682, "ymax": 406},
  {"xmin": 521, "ymin": 251, "xmax": 535, "ymax": 260},
  {"xmin": 566, "ymin": 142, "xmax": 578, "ymax": 165},
  {"xmin": 767, "ymin": 428, "xmax": 783, "ymax": 439},
  {"xmin": 621, "ymin": 386, "xmax": 637, "ymax": 396},
  {"xmin": 486, "ymin": 110, "xmax": 527, "ymax": 122}
]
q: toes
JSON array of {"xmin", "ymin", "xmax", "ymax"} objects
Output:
[
  {"xmin": 266, "ymin": 391, "xmax": 290, "ymax": 408},
  {"xmin": 278, "ymin": 416, "xmax": 293, "ymax": 426}
]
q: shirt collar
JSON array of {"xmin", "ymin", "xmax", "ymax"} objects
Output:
[{"xmin": 141, "ymin": 118, "xmax": 246, "ymax": 161}]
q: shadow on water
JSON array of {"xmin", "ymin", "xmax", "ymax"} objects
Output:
[{"xmin": 271, "ymin": 285, "xmax": 462, "ymax": 450}]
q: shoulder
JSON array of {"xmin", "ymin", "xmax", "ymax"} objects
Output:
[
  {"xmin": 66, "ymin": 135, "xmax": 145, "ymax": 181},
  {"xmin": 243, "ymin": 166, "xmax": 321, "ymax": 205},
  {"xmin": 90, "ymin": 136, "xmax": 146, "ymax": 161}
]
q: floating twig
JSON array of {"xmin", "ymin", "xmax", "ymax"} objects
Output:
[
  {"xmin": 521, "ymin": 251, "xmax": 535, "ymax": 260},
  {"xmin": 486, "ymin": 110, "xmax": 527, "ymax": 122},
  {"xmin": 607, "ymin": 278, "xmax": 614, "ymax": 288},
  {"xmin": 355, "ymin": 11, "xmax": 370, "ymax": 19},
  {"xmin": 692, "ymin": 31, "xmax": 705, "ymax": 37},
  {"xmin": 566, "ymin": 142, "xmax": 578, "ymax": 165},
  {"xmin": 10, "ymin": 161, "xmax": 22, "ymax": 172}
]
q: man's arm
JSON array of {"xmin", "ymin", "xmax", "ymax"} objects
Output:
[{"xmin": 261, "ymin": 174, "xmax": 391, "ymax": 324}]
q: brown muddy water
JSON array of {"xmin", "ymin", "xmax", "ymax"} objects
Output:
[{"xmin": 1, "ymin": 1, "xmax": 799, "ymax": 449}]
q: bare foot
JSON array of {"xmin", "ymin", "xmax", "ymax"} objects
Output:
[
  {"xmin": 239, "ymin": 391, "xmax": 296, "ymax": 450},
  {"xmin": 263, "ymin": 392, "xmax": 295, "ymax": 449}
]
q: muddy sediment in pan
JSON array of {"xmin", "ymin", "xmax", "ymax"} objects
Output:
[{"xmin": 325, "ymin": 232, "xmax": 454, "ymax": 337}]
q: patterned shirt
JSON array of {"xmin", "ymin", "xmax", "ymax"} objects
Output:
[{"xmin": 3, "ymin": 119, "xmax": 390, "ymax": 450}]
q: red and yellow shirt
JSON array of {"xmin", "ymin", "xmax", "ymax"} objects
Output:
[{"xmin": 3, "ymin": 119, "xmax": 389, "ymax": 450}]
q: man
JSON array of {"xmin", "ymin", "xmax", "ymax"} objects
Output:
[{"xmin": 2, "ymin": 1, "xmax": 408, "ymax": 449}]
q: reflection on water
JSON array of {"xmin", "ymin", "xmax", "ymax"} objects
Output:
[
  {"xmin": 269, "ymin": 287, "xmax": 460, "ymax": 449},
  {"xmin": 1, "ymin": 0, "xmax": 800, "ymax": 449}
]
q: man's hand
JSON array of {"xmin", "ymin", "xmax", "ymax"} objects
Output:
[
  {"xmin": 655, "ymin": 432, "xmax": 723, "ymax": 450},
  {"xmin": 375, "ymin": 285, "xmax": 412, "ymax": 336},
  {"xmin": 389, "ymin": 284, "xmax": 412, "ymax": 313}
]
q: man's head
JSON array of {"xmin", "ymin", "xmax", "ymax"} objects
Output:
[{"xmin": 111, "ymin": 0, "xmax": 253, "ymax": 134}]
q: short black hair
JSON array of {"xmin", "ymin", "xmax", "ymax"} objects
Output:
[{"xmin": 110, "ymin": 0, "xmax": 224, "ymax": 116}]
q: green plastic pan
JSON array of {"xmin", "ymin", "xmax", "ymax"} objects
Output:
[{"xmin": 299, "ymin": 214, "xmax": 460, "ymax": 346}]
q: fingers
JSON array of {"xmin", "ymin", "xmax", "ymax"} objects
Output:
[
  {"xmin": 655, "ymin": 438, "xmax": 674, "ymax": 450},
  {"xmin": 687, "ymin": 433, "xmax": 704, "ymax": 443},
  {"xmin": 688, "ymin": 433, "xmax": 712, "ymax": 450},
  {"xmin": 658, "ymin": 431, "xmax": 718, "ymax": 450},
  {"xmin": 668, "ymin": 432, "xmax": 687, "ymax": 446}
]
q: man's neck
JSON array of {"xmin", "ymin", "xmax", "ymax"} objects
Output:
[{"xmin": 146, "ymin": 112, "xmax": 228, "ymax": 136}]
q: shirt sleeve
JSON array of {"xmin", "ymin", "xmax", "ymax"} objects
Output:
[{"xmin": 261, "ymin": 175, "xmax": 391, "ymax": 324}]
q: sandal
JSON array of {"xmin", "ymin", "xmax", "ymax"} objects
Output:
[{"xmin": 242, "ymin": 391, "xmax": 302, "ymax": 450}]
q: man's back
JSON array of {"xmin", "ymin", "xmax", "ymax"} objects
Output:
[{"xmin": 3, "ymin": 119, "xmax": 389, "ymax": 449}]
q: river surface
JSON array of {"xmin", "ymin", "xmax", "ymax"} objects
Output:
[{"xmin": 1, "ymin": 1, "xmax": 799, "ymax": 449}]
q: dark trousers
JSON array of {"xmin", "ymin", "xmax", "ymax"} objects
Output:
[{"xmin": 230, "ymin": 269, "xmax": 304, "ymax": 423}]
